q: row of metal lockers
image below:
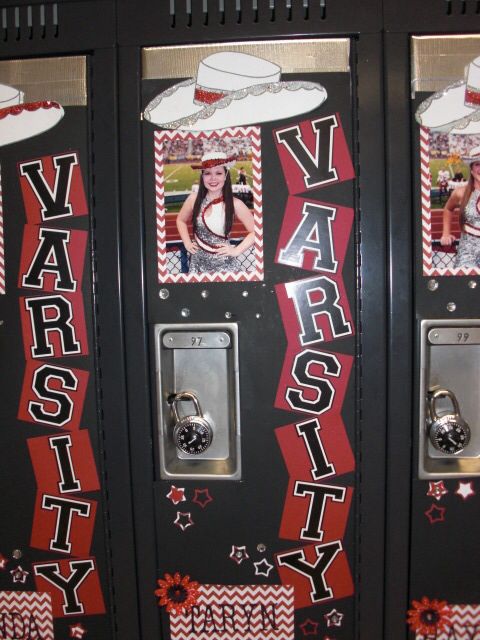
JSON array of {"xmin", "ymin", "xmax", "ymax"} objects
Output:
[{"xmin": 0, "ymin": 1, "xmax": 480, "ymax": 639}]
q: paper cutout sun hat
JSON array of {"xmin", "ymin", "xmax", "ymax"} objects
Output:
[
  {"xmin": 462, "ymin": 145, "xmax": 480, "ymax": 164},
  {"xmin": 191, "ymin": 151, "xmax": 236, "ymax": 170},
  {"xmin": 0, "ymin": 82, "xmax": 64, "ymax": 147},
  {"xmin": 416, "ymin": 56, "xmax": 480, "ymax": 134},
  {"xmin": 143, "ymin": 51, "xmax": 328, "ymax": 132}
]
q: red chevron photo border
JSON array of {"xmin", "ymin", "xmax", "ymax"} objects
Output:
[
  {"xmin": 420, "ymin": 127, "xmax": 480, "ymax": 277},
  {"xmin": 154, "ymin": 127, "xmax": 264, "ymax": 284}
]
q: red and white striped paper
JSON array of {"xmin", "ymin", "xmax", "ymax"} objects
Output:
[
  {"xmin": 0, "ymin": 591, "xmax": 53, "ymax": 639},
  {"xmin": 416, "ymin": 604, "xmax": 480, "ymax": 640},
  {"xmin": 169, "ymin": 584, "xmax": 294, "ymax": 640}
]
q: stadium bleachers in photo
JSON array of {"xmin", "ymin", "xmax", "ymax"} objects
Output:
[{"xmin": 430, "ymin": 207, "xmax": 460, "ymax": 251}]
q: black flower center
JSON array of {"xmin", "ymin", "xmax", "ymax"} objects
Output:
[
  {"xmin": 420, "ymin": 609, "xmax": 440, "ymax": 626},
  {"xmin": 167, "ymin": 585, "xmax": 188, "ymax": 603}
]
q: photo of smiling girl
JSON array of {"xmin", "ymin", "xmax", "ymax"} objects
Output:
[
  {"xmin": 440, "ymin": 146, "xmax": 480, "ymax": 269},
  {"xmin": 176, "ymin": 151, "xmax": 255, "ymax": 273}
]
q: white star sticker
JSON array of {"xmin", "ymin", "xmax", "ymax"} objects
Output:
[
  {"xmin": 325, "ymin": 607, "xmax": 344, "ymax": 627},
  {"xmin": 229, "ymin": 545, "xmax": 249, "ymax": 564},
  {"xmin": 69, "ymin": 623, "xmax": 87, "ymax": 638},
  {"xmin": 10, "ymin": 566, "xmax": 29, "ymax": 584},
  {"xmin": 254, "ymin": 558, "xmax": 274, "ymax": 577},
  {"xmin": 427, "ymin": 481, "xmax": 448, "ymax": 500},
  {"xmin": 174, "ymin": 511, "xmax": 194, "ymax": 531},
  {"xmin": 167, "ymin": 485, "xmax": 186, "ymax": 505},
  {"xmin": 456, "ymin": 481, "xmax": 475, "ymax": 500}
]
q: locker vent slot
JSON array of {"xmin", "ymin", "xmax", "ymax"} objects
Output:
[
  {"xmin": 168, "ymin": 0, "xmax": 324, "ymax": 26},
  {"xmin": 1, "ymin": 3, "xmax": 58, "ymax": 42},
  {"xmin": 444, "ymin": 0, "xmax": 480, "ymax": 14}
]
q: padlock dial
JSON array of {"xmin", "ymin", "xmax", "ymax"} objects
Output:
[
  {"xmin": 430, "ymin": 420, "xmax": 471, "ymax": 454},
  {"xmin": 174, "ymin": 421, "xmax": 213, "ymax": 455}
]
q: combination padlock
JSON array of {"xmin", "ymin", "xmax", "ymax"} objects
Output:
[
  {"xmin": 427, "ymin": 387, "xmax": 471, "ymax": 455},
  {"xmin": 171, "ymin": 391, "xmax": 213, "ymax": 455}
]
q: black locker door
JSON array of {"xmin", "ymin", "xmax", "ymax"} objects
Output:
[
  {"xmin": 0, "ymin": 2, "xmax": 138, "ymax": 638},
  {"xmin": 384, "ymin": 1, "xmax": 480, "ymax": 639},
  {"xmin": 117, "ymin": 2, "xmax": 387, "ymax": 639}
]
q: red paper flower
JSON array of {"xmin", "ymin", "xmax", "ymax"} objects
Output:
[
  {"xmin": 407, "ymin": 597, "xmax": 452, "ymax": 636},
  {"xmin": 155, "ymin": 572, "xmax": 199, "ymax": 614}
]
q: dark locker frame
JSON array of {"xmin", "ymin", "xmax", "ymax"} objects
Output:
[
  {"xmin": 1, "ymin": 1, "xmax": 478, "ymax": 639},
  {"xmin": 384, "ymin": 1, "xmax": 480, "ymax": 639},
  {"xmin": 117, "ymin": 2, "xmax": 388, "ymax": 639},
  {"xmin": 0, "ymin": 2, "xmax": 140, "ymax": 639}
]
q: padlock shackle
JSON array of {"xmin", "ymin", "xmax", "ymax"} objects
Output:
[
  {"xmin": 428, "ymin": 387, "xmax": 460, "ymax": 421},
  {"xmin": 171, "ymin": 390, "xmax": 202, "ymax": 423}
]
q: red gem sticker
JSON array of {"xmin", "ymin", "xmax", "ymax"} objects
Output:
[
  {"xmin": 407, "ymin": 597, "xmax": 452, "ymax": 637},
  {"xmin": 155, "ymin": 572, "xmax": 200, "ymax": 615}
]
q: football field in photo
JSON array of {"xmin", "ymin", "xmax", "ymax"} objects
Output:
[{"xmin": 164, "ymin": 161, "xmax": 253, "ymax": 192}]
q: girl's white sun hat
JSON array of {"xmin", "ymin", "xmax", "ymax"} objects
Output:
[
  {"xmin": 416, "ymin": 56, "xmax": 480, "ymax": 134},
  {"xmin": 462, "ymin": 145, "xmax": 480, "ymax": 164},
  {"xmin": 191, "ymin": 151, "xmax": 236, "ymax": 171},
  {"xmin": 143, "ymin": 51, "xmax": 328, "ymax": 132},
  {"xmin": 0, "ymin": 83, "xmax": 64, "ymax": 147}
]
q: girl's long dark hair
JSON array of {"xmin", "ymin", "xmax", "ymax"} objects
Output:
[
  {"xmin": 192, "ymin": 169, "xmax": 235, "ymax": 237},
  {"xmin": 460, "ymin": 168, "xmax": 475, "ymax": 225}
]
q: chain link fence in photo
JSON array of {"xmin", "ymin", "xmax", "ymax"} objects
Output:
[
  {"xmin": 166, "ymin": 241, "xmax": 256, "ymax": 274},
  {"xmin": 431, "ymin": 240, "xmax": 459, "ymax": 270}
]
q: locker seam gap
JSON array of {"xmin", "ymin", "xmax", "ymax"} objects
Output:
[
  {"xmin": 88, "ymin": 52, "xmax": 120, "ymax": 640},
  {"xmin": 351, "ymin": 34, "xmax": 364, "ymax": 640}
]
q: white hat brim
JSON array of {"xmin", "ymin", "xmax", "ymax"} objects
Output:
[
  {"xmin": 144, "ymin": 78, "xmax": 327, "ymax": 132},
  {"xmin": 416, "ymin": 81, "xmax": 480, "ymax": 133},
  {"xmin": 0, "ymin": 102, "xmax": 64, "ymax": 147}
]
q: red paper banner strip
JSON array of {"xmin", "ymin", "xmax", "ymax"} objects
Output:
[
  {"xmin": 19, "ymin": 291, "xmax": 89, "ymax": 360},
  {"xmin": 275, "ymin": 196, "xmax": 353, "ymax": 274},
  {"xmin": 273, "ymin": 114, "xmax": 355, "ymax": 196},
  {"xmin": 18, "ymin": 152, "xmax": 88, "ymax": 225},
  {"xmin": 33, "ymin": 557, "xmax": 105, "ymax": 617},
  {"xmin": 27, "ymin": 431, "xmax": 100, "ymax": 493},
  {"xmin": 30, "ymin": 492, "xmax": 97, "ymax": 557},
  {"xmin": 276, "ymin": 542, "xmax": 354, "ymax": 609},
  {"xmin": 279, "ymin": 478, "xmax": 353, "ymax": 542},
  {"xmin": 0, "ymin": 165, "xmax": 4, "ymax": 295},
  {"xmin": 275, "ymin": 345, "xmax": 353, "ymax": 417},
  {"xmin": 275, "ymin": 416, "xmax": 354, "ymax": 483},
  {"xmin": 19, "ymin": 225, "xmax": 87, "ymax": 293},
  {"xmin": 0, "ymin": 591, "xmax": 54, "ymax": 639},
  {"xmin": 276, "ymin": 274, "xmax": 354, "ymax": 349},
  {"xmin": 169, "ymin": 585, "xmax": 295, "ymax": 640},
  {"xmin": 18, "ymin": 360, "xmax": 89, "ymax": 430}
]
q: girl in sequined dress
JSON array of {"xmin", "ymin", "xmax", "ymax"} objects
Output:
[
  {"xmin": 176, "ymin": 151, "xmax": 255, "ymax": 273},
  {"xmin": 440, "ymin": 147, "xmax": 480, "ymax": 268}
]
